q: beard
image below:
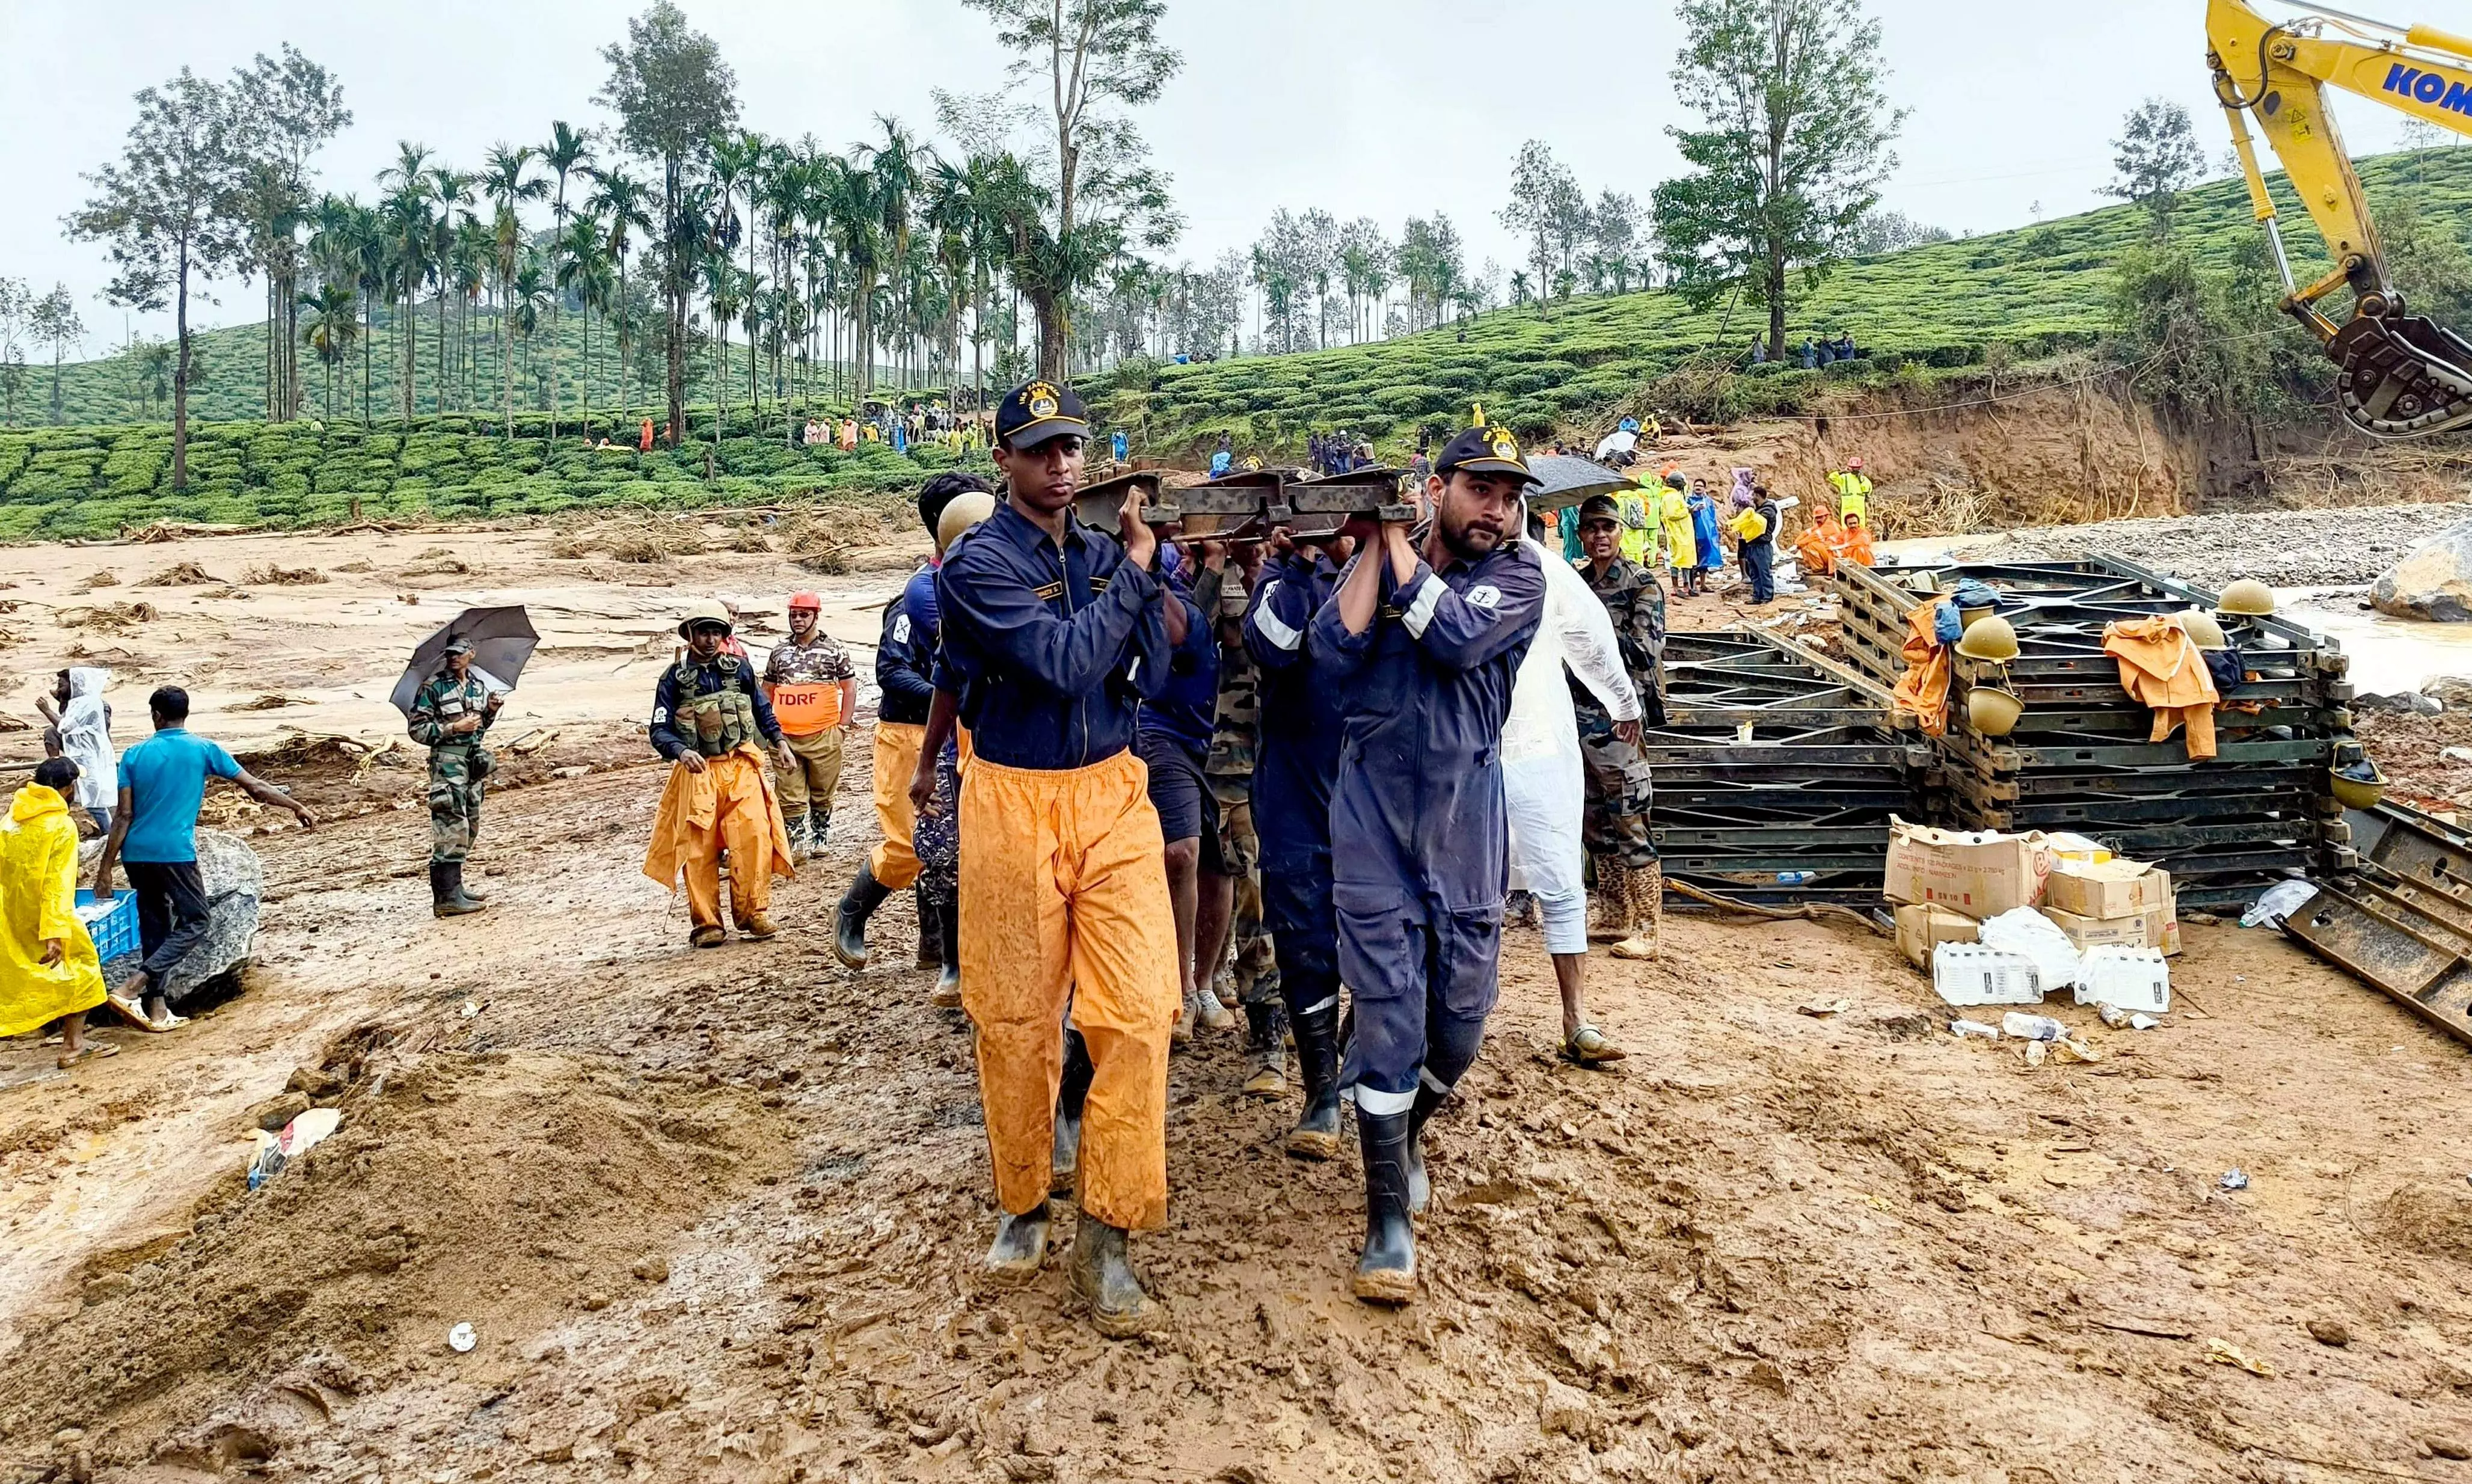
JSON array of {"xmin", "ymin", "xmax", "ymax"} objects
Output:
[{"xmin": 1438, "ymin": 509, "xmax": 1503, "ymax": 561}]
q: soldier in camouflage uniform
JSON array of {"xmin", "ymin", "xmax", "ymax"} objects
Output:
[
  {"xmin": 406, "ymin": 637, "xmax": 501, "ymax": 918},
  {"xmin": 1572, "ymin": 494, "xmax": 1665, "ymax": 957},
  {"xmin": 1194, "ymin": 540, "xmax": 1285, "ymax": 1096}
]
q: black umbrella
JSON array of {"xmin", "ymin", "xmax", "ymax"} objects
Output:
[
  {"xmin": 1522, "ymin": 453, "xmax": 1640, "ymax": 513},
  {"xmin": 390, "ymin": 606, "xmax": 540, "ymax": 716}
]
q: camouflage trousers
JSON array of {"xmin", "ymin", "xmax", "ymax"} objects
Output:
[
  {"xmin": 1208, "ymin": 777, "xmax": 1280, "ymax": 1006},
  {"xmin": 915, "ymin": 740, "xmax": 961, "ymax": 915},
  {"xmin": 427, "ymin": 744, "xmax": 487, "ymax": 865},
  {"xmin": 1575, "ymin": 709, "xmax": 1657, "ymax": 869}
]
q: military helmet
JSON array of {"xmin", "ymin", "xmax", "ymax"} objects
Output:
[
  {"xmin": 1966, "ymin": 686, "xmax": 2025, "ymax": 737},
  {"xmin": 1953, "ymin": 613, "xmax": 2020, "ymax": 663},
  {"xmin": 2219, "ymin": 578, "xmax": 2277, "ymax": 616},
  {"xmin": 937, "ymin": 492, "xmax": 998, "ymax": 556},
  {"xmin": 2180, "ymin": 609, "xmax": 2228, "ymax": 651},
  {"xmin": 2329, "ymin": 739, "xmax": 2387, "ymax": 811},
  {"xmin": 677, "ymin": 598, "xmax": 734, "ymax": 639}
]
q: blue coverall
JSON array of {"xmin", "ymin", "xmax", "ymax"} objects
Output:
[
  {"xmin": 1244, "ymin": 548, "xmax": 1347, "ymax": 1026},
  {"xmin": 1305, "ymin": 535, "xmax": 1545, "ymax": 1115}
]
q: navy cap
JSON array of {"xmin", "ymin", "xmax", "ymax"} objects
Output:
[
  {"xmin": 1434, "ymin": 425, "xmax": 1540, "ymax": 486},
  {"xmin": 993, "ymin": 379, "xmax": 1091, "ymax": 451}
]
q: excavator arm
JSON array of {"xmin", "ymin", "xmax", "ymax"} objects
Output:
[{"xmin": 2209, "ymin": 0, "xmax": 2472, "ymax": 435}]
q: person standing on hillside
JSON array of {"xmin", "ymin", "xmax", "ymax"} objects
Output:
[
  {"xmin": 1688, "ymin": 478, "xmax": 1724, "ymax": 595},
  {"xmin": 407, "ymin": 639, "xmax": 502, "ymax": 918},
  {"xmin": 762, "ymin": 593, "xmax": 858, "ymax": 861},
  {"xmin": 40, "ymin": 667, "xmax": 116, "ymax": 837},
  {"xmin": 93, "ymin": 686, "xmax": 316, "ymax": 1030},
  {"xmin": 1308, "ymin": 425, "xmax": 1546, "ymax": 1304},
  {"xmin": 836, "ymin": 474, "xmax": 988, "ymax": 971},
  {"xmin": 937, "ymin": 380, "xmax": 1178, "ymax": 1337},
  {"xmin": 1657, "ymin": 473, "xmax": 1696, "ymax": 596},
  {"xmin": 2, "ymin": 758, "xmax": 112, "ymax": 1069},
  {"xmin": 1830, "ymin": 457, "xmax": 1872, "ymax": 526},
  {"xmin": 644, "ymin": 603, "xmax": 797, "ymax": 948},
  {"xmin": 1574, "ymin": 495, "xmax": 1666, "ymax": 964}
]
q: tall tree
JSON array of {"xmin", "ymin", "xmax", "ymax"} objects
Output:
[
  {"xmin": 67, "ymin": 67, "xmax": 250, "ymax": 491},
  {"xmin": 30, "ymin": 285, "xmax": 84, "ymax": 424},
  {"xmin": 301, "ymin": 279, "xmax": 358, "ymax": 419},
  {"xmin": 1651, "ymin": 0, "xmax": 1904, "ymax": 361},
  {"xmin": 1590, "ymin": 190, "xmax": 1642, "ymax": 293},
  {"xmin": 232, "ymin": 46, "xmax": 349, "ymax": 422},
  {"xmin": 2106, "ymin": 98, "xmax": 2206, "ymax": 236},
  {"xmin": 0, "ymin": 277, "xmax": 29, "ymax": 425},
  {"xmin": 960, "ymin": 0, "xmax": 1182, "ymax": 379},
  {"xmin": 482, "ymin": 144, "xmax": 545, "ymax": 438},
  {"xmin": 584, "ymin": 164, "xmax": 652, "ymax": 423},
  {"xmin": 598, "ymin": 1, "xmax": 740, "ymax": 448},
  {"xmin": 539, "ymin": 121, "xmax": 595, "ymax": 436},
  {"xmin": 1499, "ymin": 141, "xmax": 1577, "ymax": 318}
]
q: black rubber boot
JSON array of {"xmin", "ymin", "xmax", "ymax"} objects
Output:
[
  {"xmin": 1050, "ymin": 1029, "xmax": 1094, "ymax": 1195},
  {"xmin": 1069, "ymin": 1208, "xmax": 1159, "ymax": 1337},
  {"xmin": 916, "ymin": 894, "xmax": 943, "ymax": 970},
  {"xmin": 1352, "ymin": 1108, "xmax": 1418, "ymax": 1304},
  {"xmin": 984, "ymin": 1200, "xmax": 1052, "ymax": 1284},
  {"xmin": 1405, "ymin": 1081, "xmax": 1449, "ymax": 1216},
  {"xmin": 933, "ymin": 899, "xmax": 961, "ymax": 1005},
  {"xmin": 1284, "ymin": 1002, "xmax": 1343, "ymax": 1161},
  {"xmin": 432, "ymin": 862, "xmax": 483, "ymax": 918},
  {"xmin": 832, "ymin": 865, "xmax": 892, "ymax": 969}
]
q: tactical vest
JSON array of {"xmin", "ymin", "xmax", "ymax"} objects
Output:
[{"xmin": 675, "ymin": 656, "xmax": 759, "ymax": 758}]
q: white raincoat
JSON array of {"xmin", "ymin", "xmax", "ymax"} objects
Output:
[
  {"xmin": 1503, "ymin": 533, "xmax": 1640, "ymax": 955},
  {"xmin": 55, "ymin": 667, "xmax": 115, "ymax": 817}
]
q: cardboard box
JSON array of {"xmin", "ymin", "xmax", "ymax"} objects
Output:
[
  {"xmin": 2039, "ymin": 901, "xmax": 2182, "ymax": 957},
  {"xmin": 1897, "ymin": 903, "xmax": 1980, "ymax": 970},
  {"xmin": 2043, "ymin": 858, "xmax": 2170, "ymax": 921},
  {"xmin": 1883, "ymin": 817, "xmax": 2053, "ymax": 918}
]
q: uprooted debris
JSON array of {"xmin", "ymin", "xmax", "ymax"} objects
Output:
[
  {"xmin": 139, "ymin": 562, "xmax": 222, "ymax": 587},
  {"xmin": 230, "ymin": 694, "xmax": 316, "ymax": 712},
  {"xmin": 241, "ymin": 564, "xmax": 328, "ymax": 586},
  {"xmin": 57, "ymin": 602, "xmax": 159, "ymax": 630},
  {"xmin": 549, "ymin": 518, "xmax": 698, "ymax": 565},
  {"xmin": 70, "ymin": 570, "xmax": 120, "ymax": 593},
  {"xmin": 771, "ymin": 512, "xmax": 850, "ymax": 575}
]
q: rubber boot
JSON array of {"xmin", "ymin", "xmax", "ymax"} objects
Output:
[
  {"xmin": 1587, "ymin": 855, "xmax": 1627, "ymax": 943},
  {"xmin": 784, "ymin": 809, "xmax": 811, "ymax": 863},
  {"xmin": 1069, "ymin": 1208, "xmax": 1160, "ymax": 1337},
  {"xmin": 1049, "ymin": 1029, "xmax": 1094, "ymax": 1195},
  {"xmin": 1284, "ymin": 1001, "xmax": 1343, "ymax": 1161},
  {"xmin": 832, "ymin": 865, "xmax": 892, "ymax": 969},
  {"xmin": 1612, "ymin": 860, "xmax": 1660, "ymax": 961},
  {"xmin": 984, "ymin": 1200, "xmax": 1052, "ymax": 1284},
  {"xmin": 432, "ymin": 862, "xmax": 484, "ymax": 918},
  {"xmin": 811, "ymin": 807, "xmax": 830, "ymax": 852},
  {"xmin": 1241, "ymin": 1002, "xmax": 1288, "ymax": 1099},
  {"xmin": 930, "ymin": 898, "xmax": 962, "ymax": 1008},
  {"xmin": 916, "ymin": 894, "xmax": 943, "ymax": 970},
  {"xmin": 1405, "ymin": 1081, "xmax": 1449, "ymax": 1216},
  {"xmin": 1352, "ymin": 1108, "xmax": 1418, "ymax": 1304},
  {"xmin": 458, "ymin": 865, "xmax": 489, "ymax": 903}
]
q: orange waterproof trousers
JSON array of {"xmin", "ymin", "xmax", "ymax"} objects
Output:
[
  {"xmin": 868, "ymin": 722, "xmax": 926, "ymax": 888},
  {"xmin": 642, "ymin": 749, "xmax": 793, "ymax": 930},
  {"xmin": 961, "ymin": 749, "xmax": 1179, "ymax": 1231}
]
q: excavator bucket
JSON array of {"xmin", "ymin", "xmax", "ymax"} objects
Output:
[{"xmin": 2330, "ymin": 307, "xmax": 2472, "ymax": 438}]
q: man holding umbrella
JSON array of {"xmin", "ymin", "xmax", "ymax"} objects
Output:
[{"xmin": 407, "ymin": 639, "xmax": 501, "ymax": 917}]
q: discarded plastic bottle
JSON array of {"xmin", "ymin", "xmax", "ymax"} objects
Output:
[
  {"xmin": 1775, "ymin": 871, "xmax": 1817, "ymax": 885},
  {"xmin": 2097, "ymin": 1002, "xmax": 2131, "ymax": 1029},
  {"xmin": 1949, "ymin": 1019, "xmax": 2001, "ymax": 1039},
  {"xmin": 2001, "ymin": 1011, "xmax": 2066, "ymax": 1042}
]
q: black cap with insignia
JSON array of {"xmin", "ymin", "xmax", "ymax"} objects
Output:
[
  {"xmin": 1434, "ymin": 425, "xmax": 1541, "ymax": 486},
  {"xmin": 994, "ymin": 378, "xmax": 1091, "ymax": 450}
]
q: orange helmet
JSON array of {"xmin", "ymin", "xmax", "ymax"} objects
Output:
[
  {"xmin": 788, "ymin": 591, "xmax": 822, "ymax": 612},
  {"xmin": 1848, "ymin": 456, "xmax": 1864, "ymax": 470}
]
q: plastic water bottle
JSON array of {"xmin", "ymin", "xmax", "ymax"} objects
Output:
[
  {"xmin": 2001, "ymin": 1011, "xmax": 2066, "ymax": 1042},
  {"xmin": 1775, "ymin": 871, "xmax": 1816, "ymax": 885},
  {"xmin": 1949, "ymin": 1019, "xmax": 2001, "ymax": 1039}
]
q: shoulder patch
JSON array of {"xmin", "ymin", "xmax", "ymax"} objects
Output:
[
  {"xmin": 892, "ymin": 613, "xmax": 912, "ymax": 644},
  {"xmin": 1466, "ymin": 584, "xmax": 1503, "ymax": 611},
  {"xmin": 1033, "ymin": 581, "xmax": 1067, "ymax": 602}
]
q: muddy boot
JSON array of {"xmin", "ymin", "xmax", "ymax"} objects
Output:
[
  {"xmin": 984, "ymin": 1200, "xmax": 1052, "ymax": 1284},
  {"xmin": 783, "ymin": 810, "xmax": 811, "ymax": 863},
  {"xmin": 1610, "ymin": 857, "xmax": 1655, "ymax": 961},
  {"xmin": 916, "ymin": 895, "xmax": 943, "ymax": 971},
  {"xmin": 811, "ymin": 808, "xmax": 831, "ymax": 851},
  {"xmin": 432, "ymin": 862, "xmax": 484, "ymax": 918},
  {"xmin": 458, "ymin": 865, "xmax": 490, "ymax": 903},
  {"xmin": 1352, "ymin": 1107, "xmax": 1418, "ymax": 1304},
  {"xmin": 1069, "ymin": 1209, "xmax": 1160, "ymax": 1337},
  {"xmin": 741, "ymin": 910, "xmax": 781, "ymax": 941},
  {"xmin": 1587, "ymin": 855, "xmax": 1628, "ymax": 943},
  {"xmin": 832, "ymin": 865, "xmax": 892, "ymax": 969},
  {"xmin": 1050, "ymin": 1029, "xmax": 1094, "ymax": 1196},
  {"xmin": 1284, "ymin": 1000, "xmax": 1343, "ymax": 1161},
  {"xmin": 930, "ymin": 900, "xmax": 962, "ymax": 1008},
  {"xmin": 1405, "ymin": 1081, "xmax": 1449, "ymax": 1216},
  {"xmin": 1241, "ymin": 1002, "xmax": 1288, "ymax": 1099},
  {"xmin": 1192, "ymin": 984, "xmax": 1235, "ymax": 1033}
]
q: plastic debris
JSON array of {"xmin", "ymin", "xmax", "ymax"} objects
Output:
[
  {"xmin": 449, "ymin": 1322, "xmax": 477, "ymax": 1353},
  {"xmin": 2076, "ymin": 946, "xmax": 2170, "ymax": 1013},
  {"xmin": 2052, "ymin": 1037, "xmax": 2104, "ymax": 1063},
  {"xmin": 2204, "ymin": 1338, "xmax": 2277, "ymax": 1377},
  {"xmin": 1978, "ymin": 907, "xmax": 2082, "ymax": 993},
  {"xmin": 2022, "ymin": 1040, "xmax": 2047, "ymax": 1067},
  {"xmin": 1933, "ymin": 943, "xmax": 2043, "ymax": 1007},
  {"xmin": 2240, "ymin": 880, "xmax": 2319, "ymax": 928},
  {"xmin": 1949, "ymin": 1019, "xmax": 2001, "ymax": 1040},
  {"xmin": 2001, "ymin": 1011, "xmax": 2066, "ymax": 1042},
  {"xmin": 2130, "ymin": 1013, "xmax": 2160, "ymax": 1031},
  {"xmin": 460, "ymin": 999, "xmax": 480, "ymax": 1018},
  {"xmin": 2221, "ymin": 1168, "xmax": 2250, "ymax": 1191},
  {"xmin": 2096, "ymin": 1002, "xmax": 2131, "ymax": 1029},
  {"xmin": 245, "ymin": 1107, "xmax": 342, "ymax": 1192}
]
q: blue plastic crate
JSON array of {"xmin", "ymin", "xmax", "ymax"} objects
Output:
[{"xmin": 73, "ymin": 889, "xmax": 139, "ymax": 961}]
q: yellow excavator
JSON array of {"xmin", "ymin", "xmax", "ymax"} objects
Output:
[{"xmin": 2209, "ymin": 0, "xmax": 2472, "ymax": 435}]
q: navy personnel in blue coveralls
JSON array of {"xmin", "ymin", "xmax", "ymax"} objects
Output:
[
  {"xmin": 1308, "ymin": 426, "xmax": 1547, "ymax": 1304},
  {"xmin": 1244, "ymin": 523, "xmax": 1352, "ymax": 1162}
]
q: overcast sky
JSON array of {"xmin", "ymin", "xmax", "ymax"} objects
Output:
[{"xmin": 1, "ymin": 0, "xmax": 2439, "ymax": 352}]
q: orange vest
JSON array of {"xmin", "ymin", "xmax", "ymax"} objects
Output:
[{"xmin": 771, "ymin": 682, "xmax": 844, "ymax": 735}]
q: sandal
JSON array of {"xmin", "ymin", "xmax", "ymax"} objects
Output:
[
  {"xmin": 57, "ymin": 1043, "xmax": 121, "ymax": 1070},
  {"xmin": 1560, "ymin": 1025, "xmax": 1628, "ymax": 1067},
  {"xmin": 103, "ymin": 995, "xmax": 168, "ymax": 1034}
]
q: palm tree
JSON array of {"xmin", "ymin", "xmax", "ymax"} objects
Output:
[
  {"xmin": 481, "ymin": 144, "xmax": 545, "ymax": 440},
  {"xmin": 301, "ymin": 281, "xmax": 358, "ymax": 419},
  {"xmin": 379, "ymin": 185, "xmax": 435, "ymax": 422},
  {"xmin": 512, "ymin": 251, "xmax": 551, "ymax": 414},
  {"xmin": 583, "ymin": 165, "xmax": 650, "ymax": 426},
  {"xmin": 449, "ymin": 217, "xmax": 491, "ymax": 410},
  {"xmin": 538, "ymin": 122, "xmax": 593, "ymax": 437},
  {"xmin": 820, "ymin": 154, "xmax": 882, "ymax": 399},
  {"xmin": 556, "ymin": 214, "xmax": 612, "ymax": 434},
  {"xmin": 428, "ymin": 167, "xmax": 475, "ymax": 411}
]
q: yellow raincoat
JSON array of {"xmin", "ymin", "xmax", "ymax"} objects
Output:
[
  {"xmin": 1659, "ymin": 487, "xmax": 1695, "ymax": 574},
  {"xmin": 0, "ymin": 783, "xmax": 106, "ymax": 1037}
]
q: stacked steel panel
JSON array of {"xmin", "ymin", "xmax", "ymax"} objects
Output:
[
  {"xmin": 1831, "ymin": 556, "xmax": 2356, "ymax": 908},
  {"xmin": 1644, "ymin": 628, "xmax": 1930, "ymax": 904}
]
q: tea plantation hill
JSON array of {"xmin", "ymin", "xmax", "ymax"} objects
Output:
[
  {"xmin": 1088, "ymin": 145, "xmax": 2472, "ymax": 451},
  {"xmin": 0, "ymin": 408, "xmax": 968, "ymax": 541}
]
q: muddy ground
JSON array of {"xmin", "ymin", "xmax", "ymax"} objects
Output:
[{"xmin": 12, "ymin": 515, "xmax": 2472, "ymax": 1482}]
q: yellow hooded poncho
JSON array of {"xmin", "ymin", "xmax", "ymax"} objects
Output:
[{"xmin": 1, "ymin": 783, "xmax": 106, "ymax": 1037}]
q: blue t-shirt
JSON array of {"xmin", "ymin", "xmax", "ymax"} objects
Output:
[{"xmin": 117, "ymin": 728, "xmax": 241, "ymax": 863}]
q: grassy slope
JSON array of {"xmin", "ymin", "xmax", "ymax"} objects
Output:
[{"xmin": 1095, "ymin": 146, "xmax": 2472, "ymax": 452}]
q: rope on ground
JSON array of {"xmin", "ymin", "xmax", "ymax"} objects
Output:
[{"xmin": 1664, "ymin": 877, "xmax": 1894, "ymax": 937}]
